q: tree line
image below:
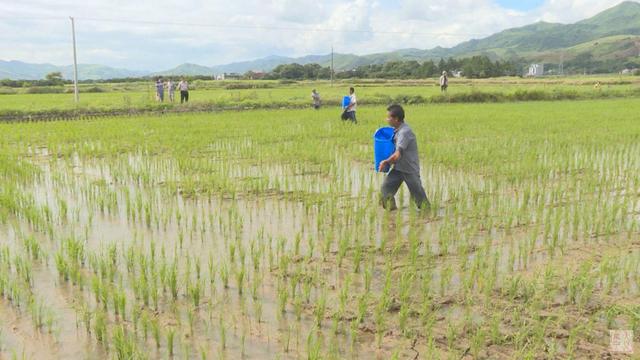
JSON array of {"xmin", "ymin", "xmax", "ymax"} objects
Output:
[
  {"xmin": 0, "ymin": 73, "xmax": 215, "ymax": 88},
  {"xmin": 3, "ymin": 54, "xmax": 638, "ymax": 87},
  {"xmin": 260, "ymin": 56, "xmax": 520, "ymax": 80}
]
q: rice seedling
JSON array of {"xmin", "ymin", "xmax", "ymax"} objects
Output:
[
  {"xmin": 219, "ymin": 316, "xmax": 227, "ymax": 350},
  {"xmin": 151, "ymin": 318, "xmax": 161, "ymax": 349},
  {"xmin": 93, "ymin": 309, "xmax": 107, "ymax": 343},
  {"xmin": 235, "ymin": 263, "xmax": 245, "ymax": 295},
  {"xmin": 187, "ymin": 280, "xmax": 203, "ymax": 308},
  {"xmin": 314, "ymin": 287, "xmax": 327, "ymax": 327},
  {"xmin": 220, "ymin": 262, "xmax": 229, "ymax": 290},
  {"xmin": 167, "ymin": 327, "xmax": 176, "ymax": 357}
]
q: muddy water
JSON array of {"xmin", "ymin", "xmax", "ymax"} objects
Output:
[
  {"xmin": 1, "ymin": 151, "xmax": 428, "ymax": 359},
  {"xmin": 2, "ymin": 146, "xmax": 610, "ymax": 359}
]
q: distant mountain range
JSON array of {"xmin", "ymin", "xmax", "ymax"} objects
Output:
[
  {"xmin": 2, "ymin": 1, "xmax": 640, "ymax": 80},
  {"xmin": 0, "ymin": 60, "xmax": 146, "ymax": 81}
]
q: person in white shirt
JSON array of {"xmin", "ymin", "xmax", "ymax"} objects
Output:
[
  {"xmin": 178, "ymin": 78, "xmax": 189, "ymax": 103},
  {"xmin": 167, "ymin": 79, "xmax": 175, "ymax": 102},
  {"xmin": 439, "ymin": 71, "xmax": 448, "ymax": 92},
  {"xmin": 311, "ymin": 89, "xmax": 321, "ymax": 109},
  {"xmin": 345, "ymin": 87, "xmax": 357, "ymax": 123}
]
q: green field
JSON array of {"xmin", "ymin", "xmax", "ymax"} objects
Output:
[
  {"xmin": 1, "ymin": 76, "xmax": 639, "ymax": 117},
  {"xmin": 0, "ymin": 98, "xmax": 639, "ymax": 359}
]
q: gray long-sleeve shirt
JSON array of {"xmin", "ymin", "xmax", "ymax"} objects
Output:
[{"xmin": 393, "ymin": 122, "xmax": 421, "ymax": 174}]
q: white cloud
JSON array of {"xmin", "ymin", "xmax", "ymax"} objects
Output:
[
  {"xmin": 537, "ymin": 0, "xmax": 626, "ymax": 22},
  {"xmin": 85, "ymin": 48, "xmax": 127, "ymax": 60},
  {"xmin": 0, "ymin": 0, "xmax": 629, "ymax": 69},
  {"xmin": 270, "ymin": 0, "xmax": 332, "ymax": 23}
]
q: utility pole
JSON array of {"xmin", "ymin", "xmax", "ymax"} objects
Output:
[
  {"xmin": 559, "ymin": 52, "xmax": 564, "ymax": 76},
  {"xmin": 331, "ymin": 45, "xmax": 334, "ymax": 87},
  {"xmin": 70, "ymin": 16, "xmax": 79, "ymax": 103}
]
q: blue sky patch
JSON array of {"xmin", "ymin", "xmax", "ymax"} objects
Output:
[{"xmin": 496, "ymin": 0, "xmax": 545, "ymax": 11}]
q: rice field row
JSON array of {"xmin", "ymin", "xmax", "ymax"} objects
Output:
[
  {"xmin": 1, "ymin": 77, "xmax": 639, "ymax": 115},
  {"xmin": 0, "ymin": 99, "xmax": 639, "ymax": 359}
]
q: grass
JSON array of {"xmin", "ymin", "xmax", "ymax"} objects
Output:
[
  {"xmin": 1, "ymin": 76, "xmax": 639, "ymax": 118},
  {"xmin": 0, "ymin": 98, "xmax": 639, "ymax": 358}
]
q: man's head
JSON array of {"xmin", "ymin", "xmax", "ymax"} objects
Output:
[
  {"xmin": 349, "ymin": 87, "xmax": 355, "ymax": 94},
  {"xmin": 312, "ymin": 89, "xmax": 317, "ymax": 93},
  {"xmin": 442, "ymin": 71, "xmax": 447, "ymax": 76},
  {"xmin": 386, "ymin": 104, "xmax": 405, "ymax": 128}
]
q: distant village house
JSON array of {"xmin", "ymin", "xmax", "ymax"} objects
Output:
[
  {"xmin": 527, "ymin": 64, "xmax": 544, "ymax": 77},
  {"xmin": 215, "ymin": 73, "xmax": 243, "ymax": 80},
  {"xmin": 620, "ymin": 68, "xmax": 639, "ymax": 75},
  {"xmin": 245, "ymin": 71, "xmax": 266, "ymax": 80}
]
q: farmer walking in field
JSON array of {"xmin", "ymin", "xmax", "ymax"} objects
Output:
[
  {"xmin": 179, "ymin": 78, "xmax": 189, "ymax": 103},
  {"xmin": 167, "ymin": 79, "xmax": 176, "ymax": 102},
  {"xmin": 311, "ymin": 89, "xmax": 321, "ymax": 109},
  {"xmin": 155, "ymin": 78, "xmax": 164, "ymax": 102},
  {"xmin": 378, "ymin": 104, "xmax": 430, "ymax": 210},
  {"xmin": 344, "ymin": 87, "xmax": 357, "ymax": 123},
  {"xmin": 439, "ymin": 71, "xmax": 448, "ymax": 92}
]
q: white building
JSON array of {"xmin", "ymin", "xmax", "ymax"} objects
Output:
[{"xmin": 527, "ymin": 64, "xmax": 544, "ymax": 77}]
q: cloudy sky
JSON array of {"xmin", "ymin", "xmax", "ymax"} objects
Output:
[{"xmin": 0, "ymin": 0, "xmax": 629, "ymax": 71}]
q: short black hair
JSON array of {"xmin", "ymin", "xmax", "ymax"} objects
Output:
[
  {"xmin": 349, "ymin": 87, "xmax": 355, "ymax": 93},
  {"xmin": 387, "ymin": 104, "xmax": 405, "ymax": 122}
]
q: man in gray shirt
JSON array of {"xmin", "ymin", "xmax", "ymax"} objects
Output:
[{"xmin": 378, "ymin": 104, "xmax": 430, "ymax": 210}]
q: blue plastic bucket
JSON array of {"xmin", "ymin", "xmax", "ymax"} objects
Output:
[
  {"xmin": 373, "ymin": 127, "xmax": 395, "ymax": 172},
  {"xmin": 342, "ymin": 96, "xmax": 351, "ymax": 109}
]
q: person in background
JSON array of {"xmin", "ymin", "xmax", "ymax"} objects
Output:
[
  {"xmin": 179, "ymin": 78, "xmax": 189, "ymax": 103},
  {"xmin": 167, "ymin": 79, "xmax": 175, "ymax": 102},
  {"xmin": 155, "ymin": 78, "xmax": 164, "ymax": 102},
  {"xmin": 311, "ymin": 89, "xmax": 321, "ymax": 109},
  {"xmin": 378, "ymin": 104, "xmax": 430, "ymax": 210},
  {"xmin": 345, "ymin": 87, "xmax": 357, "ymax": 123},
  {"xmin": 439, "ymin": 71, "xmax": 448, "ymax": 92}
]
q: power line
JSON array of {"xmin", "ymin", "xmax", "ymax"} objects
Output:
[
  {"xmin": 0, "ymin": 16, "xmax": 67, "ymax": 21},
  {"xmin": 81, "ymin": 17, "xmax": 491, "ymax": 37},
  {"xmin": 0, "ymin": 15, "xmax": 490, "ymax": 38}
]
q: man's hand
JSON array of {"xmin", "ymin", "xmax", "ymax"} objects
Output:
[
  {"xmin": 379, "ymin": 150, "xmax": 400, "ymax": 172},
  {"xmin": 378, "ymin": 160, "xmax": 388, "ymax": 172}
]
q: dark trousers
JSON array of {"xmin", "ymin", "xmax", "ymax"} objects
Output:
[
  {"xmin": 380, "ymin": 169, "xmax": 430, "ymax": 210},
  {"xmin": 343, "ymin": 111, "xmax": 356, "ymax": 123},
  {"xmin": 180, "ymin": 90, "xmax": 189, "ymax": 103}
]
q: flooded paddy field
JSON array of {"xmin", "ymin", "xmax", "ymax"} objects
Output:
[{"xmin": 1, "ymin": 100, "xmax": 640, "ymax": 359}]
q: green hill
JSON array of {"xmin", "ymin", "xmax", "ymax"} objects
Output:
[
  {"xmin": 448, "ymin": 1, "xmax": 640, "ymax": 55},
  {"xmin": 152, "ymin": 63, "xmax": 216, "ymax": 77},
  {"xmin": 0, "ymin": 60, "xmax": 145, "ymax": 80},
  {"xmin": 240, "ymin": 2, "xmax": 640, "ymax": 73}
]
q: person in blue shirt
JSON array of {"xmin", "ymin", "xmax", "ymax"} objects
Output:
[{"xmin": 155, "ymin": 78, "xmax": 164, "ymax": 102}]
